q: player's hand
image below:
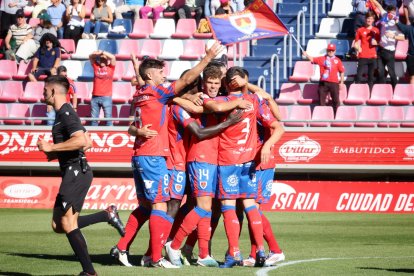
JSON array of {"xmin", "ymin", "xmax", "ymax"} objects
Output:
[
  {"xmin": 230, "ymin": 75, "xmax": 247, "ymax": 89},
  {"xmin": 37, "ymin": 139, "xmax": 53, "ymax": 153},
  {"xmin": 226, "ymin": 109, "xmax": 243, "ymax": 125},
  {"xmin": 261, "ymin": 144, "xmax": 272, "ymax": 164},
  {"xmin": 131, "ymin": 52, "xmax": 138, "ymax": 64},
  {"xmin": 205, "ymin": 41, "xmax": 224, "ymax": 60},
  {"xmin": 236, "ymin": 98, "xmax": 253, "ymax": 110},
  {"xmin": 137, "ymin": 124, "xmax": 158, "ymax": 139},
  {"xmin": 255, "ymin": 89, "xmax": 271, "ymax": 101},
  {"xmin": 187, "ymin": 92, "xmax": 203, "ymax": 106}
]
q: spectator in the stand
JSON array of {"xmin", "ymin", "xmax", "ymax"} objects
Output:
[
  {"xmin": 303, "ymin": 44, "xmax": 345, "ymax": 114},
  {"xmin": 371, "ymin": 0, "xmax": 405, "ymax": 89},
  {"xmin": 47, "ymin": 0, "xmax": 66, "ymax": 38},
  {"xmin": 31, "ymin": 0, "xmax": 52, "ymax": 18},
  {"xmin": 204, "ymin": 0, "xmax": 220, "ymax": 16},
  {"xmin": 63, "ymin": 0, "xmax": 85, "ymax": 45},
  {"xmin": 28, "ymin": 33, "xmax": 60, "ymax": 82},
  {"xmin": 353, "ymin": 11, "xmax": 380, "ymax": 91},
  {"xmin": 0, "ymin": 0, "xmax": 27, "ymax": 39},
  {"xmin": 404, "ymin": 0, "xmax": 414, "ymax": 24},
  {"xmin": 58, "ymin": 65, "xmax": 78, "ymax": 110},
  {"xmin": 381, "ymin": 0, "xmax": 403, "ymax": 8},
  {"xmin": 215, "ymin": 0, "xmax": 233, "ymax": 15},
  {"xmin": 230, "ymin": 0, "xmax": 244, "ymax": 12},
  {"xmin": 397, "ymin": 14, "xmax": 414, "ymax": 83},
  {"xmin": 139, "ymin": 0, "xmax": 168, "ymax": 20},
  {"xmin": 89, "ymin": 50, "xmax": 116, "ymax": 126},
  {"xmin": 114, "ymin": 0, "xmax": 144, "ymax": 21},
  {"xmin": 177, "ymin": 0, "xmax": 204, "ymax": 26},
  {"xmin": 82, "ymin": 0, "xmax": 113, "ymax": 39},
  {"xmin": 15, "ymin": 11, "xmax": 57, "ymax": 62},
  {"xmin": 4, "ymin": 9, "xmax": 33, "ymax": 61},
  {"xmin": 352, "ymin": 0, "xmax": 376, "ymax": 33}
]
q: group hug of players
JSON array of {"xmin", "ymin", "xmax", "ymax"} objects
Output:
[{"xmin": 109, "ymin": 41, "xmax": 286, "ymax": 269}]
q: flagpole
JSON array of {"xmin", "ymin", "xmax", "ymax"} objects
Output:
[{"xmin": 290, "ymin": 34, "xmax": 306, "ymax": 53}]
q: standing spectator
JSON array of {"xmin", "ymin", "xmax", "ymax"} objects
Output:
[
  {"xmin": 82, "ymin": 0, "xmax": 113, "ymax": 39},
  {"xmin": 139, "ymin": 0, "xmax": 168, "ymax": 21},
  {"xmin": 89, "ymin": 50, "xmax": 116, "ymax": 126},
  {"xmin": 404, "ymin": 0, "xmax": 414, "ymax": 24},
  {"xmin": 31, "ymin": 0, "xmax": 52, "ymax": 18},
  {"xmin": 28, "ymin": 33, "xmax": 60, "ymax": 82},
  {"xmin": 114, "ymin": 0, "xmax": 144, "ymax": 21},
  {"xmin": 4, "ymin": 9, "xmax": 33, "ymax": 61},
  {"xmin": 353, "ymin": 11, "xmax": 381, "ymax": 91},
  {"xmin": 15, "ymin": 11, "xmax": 57, "ymax": 62},
  {"xmin": 177, "ymin": 0, "xmax": 204, "ymax": 26},
  {"xmin": 47, "ymin": 0, "xmax": 66, "ymax": 38},
  {"xmin": 372, "ymin": 0, "xmax": 405, "ymax": 89},
  {"xmin": 397, "ymin": 16, "xmax": 414, "ymax": 83},
  {"xmin": 352, "ymin": 0, "xmax": 374, "ymax": 33},
  {"xmin": 0, "ymin": 0, "xmax": 27, "ymax": 39},
  {"xmin": 230, "ymin": 0, "xmax": 244, "ymax": 12},
  {"xmin": 303, "ymin": 44, "xmax": 345, "ymax": 114},
  {"xmin": 64, "ymin": 0, "xmax": 85, "ymax": 45},
  {"xmin": 204, "ymin": 0, "xmax": 220, "ymax": 16},
  {"xmin": 215, "ymin": 0, "xmax": 233, "ymax": 15}
]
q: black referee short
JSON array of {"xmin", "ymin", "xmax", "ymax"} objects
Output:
[
  {"xmin": 407, "ymin": 55, "xmax": 414, "ymax": 76},
  {"xmin": 54, "ymin": 161, "xmax": 93, "ymax": 213}
]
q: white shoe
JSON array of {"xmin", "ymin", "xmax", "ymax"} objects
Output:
[
  {"xmin": 151, "ymin": 257, "xmax": 180, "ymax": 268},
  {"xmin": 243, "ymin": 256, "xmax": 256, "ymax": 267},
  {"xmin": 140, "ymin": 255, "xmax": 151, "ymax": 267},
  {"xmin": 196, "ymin": 255, "xmax": 219, "ymax": 267},
  {"xmin": 165, "ymin": 241, "xmax": 183, "ymax": 267},
  {"xmin": 109, "ymin": 246, "xmax": 132, "ymax": 267},
  {"xmin": 264, "ymin": 252, "xmax": 285, "ymax": 267}
]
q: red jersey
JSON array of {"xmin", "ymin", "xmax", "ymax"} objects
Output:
[
  {"xmin": 132, "ymin": 82, "xmax": 177, "ymax": 157},
  {"xmin": 92, "ymin": 63, "xmax": 115, "ymax": 96},
  {"xmin": 355, "ymin": 26, "xmax": 380, "ymax": 59},
  {"xmin": 254, "ymin": 99, "xmax": 278, "ymax": 170},
  {"xmin": 205, "ymin": 93, "xmax": 261, "ymax": 165},
  {"xmin": 313, "ymin": 55, "xmax": 345, "ymax": 83},
  {"xmin": 65, "ymin": 77, "xmax": 76, "ymax": 103},
  {"xmin": 166, "ymin": 105, "xmax": 195, "ymax": 170}
]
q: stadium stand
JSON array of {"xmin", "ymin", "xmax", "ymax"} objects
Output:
[
  {"xmin": 0, "ymin": 81, "xmax": 24, "ymax": 103},
  {"xmin": 331, "ymin": 106, "xmax": 357, "ymax": 127},
  {"xmin": 129, "ymin": 18, "xmax": 154, "ymax": 39},
  {"xmin": 309, "ymin": 106, "xmax": 334, "ymax": 127},
  {"xmin": 19, "ymin": 82, "xmax": 44, "ymax": 103}
]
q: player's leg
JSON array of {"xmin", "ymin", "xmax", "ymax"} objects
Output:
[{"xmin": 77, "ymin": 205, "xmax": 125, "ymax": 236}]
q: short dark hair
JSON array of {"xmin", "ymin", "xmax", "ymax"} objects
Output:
[
  {"xmin": 366, "ymin": 11, "xmax": 376, "ymax": 19},
  {"xmin": 44, "ymin": 75, "xmax": 70, "ymax": 93},
  {"xmin": 179, "ymin": 69, "xmax": 202, "ymax": 93},
  {"xmin": 203, "ymin": 65, "xmax": 222, "ymax": 80},
  {"xmin": 57, "ymin": 65, "xmax": 67, "ymax": 75},
  {"xmin": 386, "ymin": 5, "xmax": 396, "ymax": 12},
  {"xmin": 225, "ymin": 66, "xmax": 246, "ymax": 85},
  {"xmin": 139, "ymin": 58, "xmax": 165, "ymax": 81}
]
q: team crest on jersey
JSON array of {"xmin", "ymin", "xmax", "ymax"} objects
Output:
[
  {"xmin": 227, "ymin": 174, "xmax": 239, "ymax": 187},
  {"xmin": 264, "ymin": 180, "xmax": 273, "ymax": 196},
  {"xmin": 144, "ymin": 180, "xmax": 154, "ymax": 189},
  {"xmin": 164, "ymin": 187, "xmax": 169, "ymax": 194},
  {"xmin": 333, "ymin": 59, "xmax": 338, "ymax": 64},
  {"xmin": 200, "ymin": 181, "xmax": 207, "ymax": 189},
  {"xmin": 175, "ymin": 184, "xmax": 182, "ymax": 192}
]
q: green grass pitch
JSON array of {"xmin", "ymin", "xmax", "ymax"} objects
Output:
[{"xmin": 0, "ymin": 209, "xmax": 413, "ymax": 275}]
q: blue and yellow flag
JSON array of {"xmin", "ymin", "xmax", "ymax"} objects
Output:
[{"xmin": 207, "ymin": 0, "xmax": 289, "ymax": 45}]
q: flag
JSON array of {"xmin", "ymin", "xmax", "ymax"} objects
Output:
[{"xmin": 207, "ymin": 0, "xmax": 289, "ymax": 45}]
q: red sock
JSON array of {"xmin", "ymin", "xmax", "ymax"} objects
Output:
[
  {"xmin": 245, "ymin": 206, "xmax": 264, "ymax": 250},
  {"xmin": 185, "ymin": 229, "xmax": 198, "ymax": 248},
  {"xmin": 222, "ymin": 205, "xmax": 240, "ymax": 256},
  {"xmin": 171, "ymin": 207, "xmax": 205, "ymax": 250},
  {"xmin": 261, "ymin": 213, "xmax": 282, "ymax": 253},
  {"xmin": 248, "ymin": 221, "xmax": 257, "ymax": 258},
  {"xmin": 117, "ymin": 206, "xmax": 150, "ymax": 251},
  {"xmin": 197, "ymin": 215, "xmax": 211, "ymax": 259},
  {"xmin": 149, "ymin": 210, "xmax": 173, "ymax": 262}
]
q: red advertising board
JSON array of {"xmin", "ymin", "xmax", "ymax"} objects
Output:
[
  {"xmin": 1, "ymin": 177, "xmax": 413, "ymax": 213},
  {"xmin": 0, "ymin": 128, "xmax": 413, "ymax": 170}
]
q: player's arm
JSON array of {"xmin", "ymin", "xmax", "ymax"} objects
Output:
[
  {"xmin": 131, "ymin": 53, "xmax": 145, "ymax": 87},
  {"xmin": 173, "ymin": 97, "xmax": 207, "ymax": 114},
  {"xmin": 128, "ymin": 124, "xmax": 158, "ymax": 139},
  {"xmin": 204, "ymin": 97, "xmax": 252, "ymax": 113},
  {"xmin": 261, "ymin": 120, "xmax": 285, "ymax": 164},
  {"xmin": 37, "ymin": 130, "xmax": 87, "ymax": 152},
  {"xmin": 174, "ymin": 41, "xmax": 223, "ymax": 94},
  {"xmin": 83, "ymin": 131, "xmax": 92, "ymax": 151},
  {"xmin": 186, "ymin": 110, "xmax": 242, "ymax": 140},
  {"xmin": 302, "ymin": 51, "xmax": 314, "ymax": 62}
]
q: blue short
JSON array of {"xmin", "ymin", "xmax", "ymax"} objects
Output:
[
  {"xmin": 256, "ymin": 168, "xmax": 274, "ymax": 204},
  {"xmin": 187, "ymin": 161, "xmax": 218, "ymax": 198},
  {"xmin": 131, "ymin": 156, "xmax": 170, "ymax": 203},
  {"xmin": 169, "ymin": 169, "xmax": 186, "ymax": 200},
  {"xmin": 217, "ymin": 161, "xmax": 257, "ymax": 200}
]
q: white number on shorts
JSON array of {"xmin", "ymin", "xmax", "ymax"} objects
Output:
[
  {"xmin": 237, "ymin": 118, "xmax": 250, "ymax": 145},
  {"xmin": 198, "ymin": 168, "xmax": 209, "ymax": 180},
  {"xmin": 176, "ymin": 171, "xmax": 185, "ymax": 183},
  {"xmin": 134, "ymin": 107, "xmax": 142, "ymax": 128},
  {"xmin": 163, "ymin": 174, "xmax": 169, "ymax": 186}
]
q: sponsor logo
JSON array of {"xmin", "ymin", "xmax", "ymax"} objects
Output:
[
  {"xmin": 248, "ymin": 173, "xmax": 256, "ymax": 187},
  {"xmin": 144, "ymin": 180, "xmax": 154, "ymax": 189},
  {"xmin": 270, "ymin": 182, "xmax": 319, "ymax": 211},
  {"xmin": 336, "ymin": 193, "xmax": 393, "ymax": 212},
  {"xmin": 227, "ymin": 174, "xmax": 239, "ymax": 187},
  {"xmin": 333, "ymin": 146, "xmax": 396, "ymax": 154},
  {"xmin": 4, "ymin": 184, "xmax": 42, "ymax": 199},
  {"xmin": 229, "ymin": 12, "xmax": 257, "ymax": 35},
  {"xmin": 403, "ymin": 145, "xmax": 414, "ymax": 161},
  {"xmin": 279, "ymin": 136, "xmax": 321, "ymax": 162},
  {"xmin": 74, "ymin": 170, "xmax": 79, "ymax": 176},
  {"xmin": 264, "ymin": 180, "xmax": 273, "ymax": 197},
  {"xmin": 62, "ymin": 202, "xmax": 67, "ymax": 208},
  {"xmin": 200, "ymin": 181, "xmax": 207, "ymax": 189}
]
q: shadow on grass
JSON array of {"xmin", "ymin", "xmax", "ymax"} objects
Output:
[
  {"xmin": 5, "ymin": 252, "xmax": 146, "ymax": 266},
  {"xmin": 0, "ymin": 272, "xmax": 70, "ymax": 276},
  {"xmin": 358, "ymin": 267, "xmax": 414, "ymax": 273}
]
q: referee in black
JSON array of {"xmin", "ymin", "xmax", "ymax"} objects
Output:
[{"xmin": 37, "ymin": 75, "xmax": 125, "ymax": 276}]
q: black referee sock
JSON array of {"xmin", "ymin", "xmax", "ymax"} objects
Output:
[
  {"xmin": 78, "ymin": 211, "xmax": 108, "ymax": 229},
  {"xmin": 66, "ymin": 228, "xmax": 96, "ymax": 275}
]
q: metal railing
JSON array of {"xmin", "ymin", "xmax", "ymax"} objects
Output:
[
  {"xmin": 270, "ymin": 54, "xmax": 280, "ymax": 98},
  {"xmin": 283, "ymin": 34, "xmax": 293, "ymax": 80},
  {"xmin": 296, "ymin": 10, "xmax": 306, "ymax": 57},
  {"xmin": 257, "ymin": 75, "xmax": 267, "ymax": 91}
]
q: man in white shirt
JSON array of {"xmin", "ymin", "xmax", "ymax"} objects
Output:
[{"xmin": 404, "ymin": 0, "xmax": 414, "ymax": 24}]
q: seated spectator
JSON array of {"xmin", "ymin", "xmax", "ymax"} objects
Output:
[
  {"xmin": 139, "ymin": 0, "xmax": 168, "ymax": 20},
  {"xmin": 114, "ymin": 0, "xmax": 144, "ymax": 21},
  {"xmin": 215, "ymin": 0, "xmax": 233, "ymax": 15},
  {"xmin": 28, "ymin": 33, "xmax": 61, "ymax": 82},
  {"xmin": 64, "ymin": 0, "xmax": 85, "ymax": 45},
  {"xmin": 82, "ymin": 0, "xmax": 113, "ymax": 39},
  {"xmin": 15, "ymin": 11, "xmax": 57, "ymax": 62},
  {"xmin": 230, "ymin": 0, "xmax": 244, "ymax": 12},
  {"xmin": 177, "ymin": 0, "xmax": 203, "ymax": 26},
  {"xmin": 303, "ymin": 44, "xmax": 345, "ymax": 114},
  {"xmin": 404, "ymin": 0, "xmax": 414, "ymax": 24},
  {"xmin": 1, "ymin": 0, "xmax": 28, "ymax": 39},
  {"xmin": 4, "ymin": 9, "xmax": 33, "ymax": 61},
  {"xmin": 47, "ymin": 0, "xmax": 66, "ymax": 38},
  {"xmin": 31, "ymin": 0, "xmax": 52, "ymax": 18},
  {"xmin": 204, "ymin": 0, "xmax": 220, "ymax": 16}
]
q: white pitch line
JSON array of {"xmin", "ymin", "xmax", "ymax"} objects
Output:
[{"xmin": 256, "ymin": 256, "xmax": 414, "ymax": 276}]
